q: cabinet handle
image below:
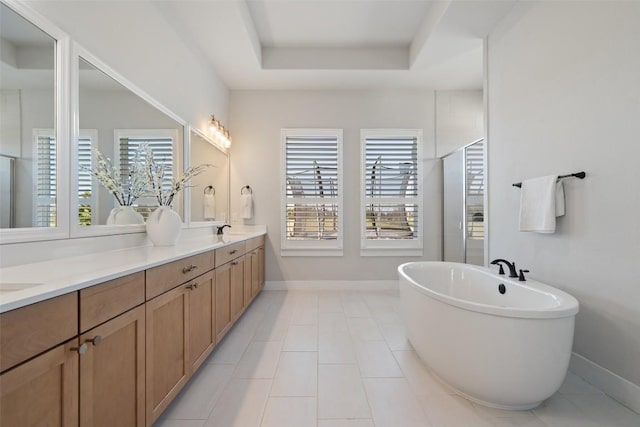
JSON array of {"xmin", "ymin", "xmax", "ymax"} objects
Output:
[
  {"xmin": 231, "ymin": 261, "xmax": 238, "ymax": 266},
  {"xmin": 71, "ymin": 343, "xmax": 88, "ymax": 355},
  {"xmin": 87, "ymin": 335, "xmax": 102, "ymax": 346},
  {"xmin": 186, "ymin": 282, "xmax": 199, "ymax": 290},
  {"xmin": 229, "ymin": 250, "xmax": 237, "ymax": 255},
  {"xmin": 182, "ymin": 264, "xmax": 198, "ymax": 273}
]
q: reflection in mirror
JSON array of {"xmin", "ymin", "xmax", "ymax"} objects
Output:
[
  {"xmin": 77, "ymin": 57, "xmax": 184, "ymax": 226},
  {"xmin": 190, "ymin": 130, "xmax": 229, "ymax": 223},
  {"xmin": 0, "ymin": 2, "xmax": 56, "ymax": 228}
]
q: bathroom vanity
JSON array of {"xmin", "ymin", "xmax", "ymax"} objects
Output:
[{"xmin": 0, "ymin": 232, "xmax": 265, "ymax": 427}]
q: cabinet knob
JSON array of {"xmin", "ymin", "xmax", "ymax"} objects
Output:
[
  {"xmin": 231, "ymin": 261, "xmax": 238, "ymax": 266},
  {"xmin": 183, "ymin": 264, "xmax": 198, "ymax": 273},
  {"xmin": 186, "ymin": 282, "xmax": 199, "ymax": 290},
  {"xmin": 87, "ymin": 335, "xmax": 102, "ymax": 346},
  {"xmin": 229, "ymin": 249, "xmax": 237, "ymax": 255},
  {"xmin": 71, "ymin": 343, "xmax": 88, "ymax": 355}
]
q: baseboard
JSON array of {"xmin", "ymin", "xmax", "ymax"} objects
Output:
[
  {"xmin": 570, "ymin": 352, "xmax": 640, "ymax": 414},
  {"xmin": 264, "ymin": 280, "xmax": 399, "ymax": 291}
]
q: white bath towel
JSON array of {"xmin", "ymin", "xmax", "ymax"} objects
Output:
[
  {"xmin": 240, "ymin": 193, "xmax": 253, "ymax": 219},
  {"xmin": 203, "ymin": 193, "xmax": 215, "ymax": 220},
  {"xmin": 519, "ymin": 175, "xmax": 565, "ymax": 233}
]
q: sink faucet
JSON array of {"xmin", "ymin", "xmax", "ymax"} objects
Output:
[
  {"xmin": 490, "ymin": 259, "xmax": 518, "ymax": 278},
  {"xmin": 216, "ymin": 224, "xmax": 231, "ymax": 235}
]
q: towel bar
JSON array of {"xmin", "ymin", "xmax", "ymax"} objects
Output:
[{"xmin": 513, "ymin": 171, "xmax": 586, "ymax": 188}]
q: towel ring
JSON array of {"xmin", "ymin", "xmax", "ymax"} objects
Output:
[
  {"xmin": 241, "ymin": 185, "xmax": 252, "ymax": 195},
  {"xmin": 204, "ymin": 185, "xmax": 215, "ymax": 195}
]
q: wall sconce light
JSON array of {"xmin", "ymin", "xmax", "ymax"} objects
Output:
[{"xmin": 209, "ymin": 115, "xmax": 232, "ymax": 148}]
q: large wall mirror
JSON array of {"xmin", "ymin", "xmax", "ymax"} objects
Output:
[
  {"xmin": 0, "ymin": 2, "xmax": 57, "ymax": 230},
  {"xmin": 74, "ymin": 51, "xmax": 185, "ymax": 233},
  {"xmin": 189, "ymin": 128, "xmax": 229, "ymax": 225}
]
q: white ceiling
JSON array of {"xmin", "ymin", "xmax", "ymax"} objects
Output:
[{"xmin": 157, "ymin": 0, "xmax": 517, "ymax": 91}]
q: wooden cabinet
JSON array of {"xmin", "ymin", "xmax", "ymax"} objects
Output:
[
  {"xmin": 0, "ymin": 339, "xmax": 79, "ymax": 427},
  {"xmin": 230, "ymin": 257, "xmax": 245, "ymax": 321},
  {"xmin": 215, "ymin": 262, "xmax": 232, "ymax": 342},
  {"xmin": 189, "ymin": 271, "xmax": 216, "ymax": 373},
  {"xmin": 80, "ymin": 305, "xmax": 145, "ymax": 427},
  {"xmin": 146, "ymin": 270, "xmax": 217, "ymax": 426},
  {"xmin": 0, "ymin": 234, "xmax": 266, "ymax": 426},
  {"xmin": 146, "ymin": 283, "xmax": 190, "ymax": 424}
]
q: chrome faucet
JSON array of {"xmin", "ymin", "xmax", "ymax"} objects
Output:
[
  {"xmin": 216, "ymin": 224, "xmax": 231, "ymax": 235},
  {"xmin": 490, "ymin": 259, "xmax": 518, "ymax": 278}
]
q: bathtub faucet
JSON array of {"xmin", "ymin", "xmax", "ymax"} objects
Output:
[{"xmin": 490, "ymin": 259, "xmax": 519, "ymax": 278}]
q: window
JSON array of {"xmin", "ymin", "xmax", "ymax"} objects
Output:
[
  {"xmin": 465, "ymin": 139, "xmax": 484, "ymax": 240},
  {"xmin": 77, "ymin": 130, "xmax": 98, "ymax": 226},
  {"xmin": 361, "ymin": 129, "xmax": 423, "ymax": 256},
  {"xmin": 33, "ymin": 129, "xmax": 56, "ymax": 227},
  {"xmin": 114, "ymin": 129, "xmax": 178, "ymax": 220},
  {"xmin": 281, "ymin": 129, "xmax": 343, "ymax": 256}
]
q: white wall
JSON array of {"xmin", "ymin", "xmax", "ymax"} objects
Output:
[
  {"xmin": 488, "ymin": 0, "xmax": 640, "ymax": 389},
  {"xmin": 26, "ymin": 0, "xmax": 229, "ymax": 135},
  {"xmin": 229, "ymin": 90, "xmax": 442, "ymax": 281},
  {"xmin": 435, "ymin": 90, "xmax": 483, "ymax": 158}
]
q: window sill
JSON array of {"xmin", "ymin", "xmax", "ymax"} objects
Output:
[
  {"xmin": 360, "ymin": 248, "xmax": 423, "ymax": 257},
  {"xmin": 281, "ymin": 248, "xmax": 343, "ymax": 257}
]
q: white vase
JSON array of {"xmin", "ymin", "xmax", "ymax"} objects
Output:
[
  {"xmin": 106, "ymin": 206, "xmax": 145, "ymax": 225},
  {"xmin": 146, "ymin": 206, "xmax": 182, "ymax": 246}
]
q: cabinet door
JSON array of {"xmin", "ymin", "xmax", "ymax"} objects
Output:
[
  {"xmin": 230, "ymin": 258, "xmax": 244, "ymax": 321},
  {"xmin": 1, "ymin": 339, "xmax": 79, "ymax": 427},
  {"xmin": 215, "ymin": 262, "xmax": 232, "ymax": 342},
  {"xmin": 146, "ymin": 284, "xmax": 190, "ymax": 425},
  {"xmin": 258, "ymin": 246, "xmax": 265, "ymax": 289},
  {"xmin": 80, "ymin": 305, "xmax": 145, "ymax": 427},
  {"xmin": 189, "ymin": 271, "xmax": 215, "ymax": 373},
  {"xmin": 243, "ymin": 253, "xmax": 252, "ymax": 306},
  {"xmin": 251, "ymin": 250, "xmax": 260, "ymax": 297}
]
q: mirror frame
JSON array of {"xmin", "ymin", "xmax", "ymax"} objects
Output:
[
  {"xmin": 0, "ymin": 0, "xmax": 71, "ymax": 244},
  {"xmin": 69, "ymin": 42, "xmax": 189, "ymax": 238},
  {"xmin": 185, "ymin": 125, "xmax": 230, "ymax": 228}
]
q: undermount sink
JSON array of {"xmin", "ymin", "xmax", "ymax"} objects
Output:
[{"xmin": 0, "ymin": 282, "xmax": 43, "ymax": 293}]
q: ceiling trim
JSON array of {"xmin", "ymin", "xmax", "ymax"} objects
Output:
[{"xmin": 410, "ymin": 0, "xmax": 452, "ymax": 67}]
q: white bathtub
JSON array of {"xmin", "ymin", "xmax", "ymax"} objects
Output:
[{"xmin": 398, "ymin": 261, "xmax": 579, "ymax": 410}]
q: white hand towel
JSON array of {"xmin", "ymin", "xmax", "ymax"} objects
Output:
[
  {"xmin": 240, "ymin": 193, "xmax": 253, "ymax": 219},
  {"xmin": 519, "ymin": 175, "xmax": 565, "ymax": 233},
  {"xmin": 203, "ymin": 193, "xmax": 215, "ymax": 220}
]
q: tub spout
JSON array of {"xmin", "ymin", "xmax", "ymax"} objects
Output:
[{"xmin": 490, "ymin": 259, "xmax": 518, "ymax": 278}]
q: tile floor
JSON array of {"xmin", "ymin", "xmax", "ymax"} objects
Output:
[{"xmin": 156, "ymin": 290, "xmax": 640, "ymax": 427}]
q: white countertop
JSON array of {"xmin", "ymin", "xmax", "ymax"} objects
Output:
[{"xmin": 0, "ymin": 231, "xmax": 266, "ymax": 313}]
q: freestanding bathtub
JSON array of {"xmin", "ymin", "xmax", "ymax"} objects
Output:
[{"xmin": 398, "ymin": 262, "xmax": 579, "ymax": 410}]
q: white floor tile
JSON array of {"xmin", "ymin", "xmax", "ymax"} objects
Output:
[
  {"xmin": 204, "ymin": 379, "xmax": 271, "ymax": 427},
  {"xmin": 342, "ymin": 299, "xmax": 371, "ymax": 318},
  {"xmin": 154, "ymin": 420, "xmax": 205, "ymax": 427},
  {"xmin": 318, "ymin": 420, "xmax": 374, "ymax": 427},
  {"xmin": 319, "ymin": 312, "xmax": 350, "ymax": 334},
  {"xmin": 354, "ymin": 341, "xmax": 403, "ymax": 378},
  {"xmin": 319, "ymin": 330, "xmax": 357, "ymax": 364},
  {"xmin": 318, "ymin": 295, "xmax": 344, "ymax": 313},
  {"xmin": 208, "ymin": 326, "xmax": 255, "ymax": 365},
  {"xmin": 392, "ymin": 350, "xmax": 455, "ymax": 397},
  {"xmin": 532, "ymin": 394, "xmax": 602, "ymax": 427},
  {"xmin": 378, "ymin": 322, "xmax": 412, "ymax": 351},
  {"xmin": 161, "ymin": 363, "xmax": 234, "ymax": 420},
  {"xmin": 270, "ymin": 352, "xmax": 318, "ymax": 397},
  {"xmin": 347, "ymin": 317, "xmax": 383, "ymax": 341},
  {"xmin": 283, "ymin": 324, "xmax": 318, "ymax": 351},
  {"xmin": 252, "ymin": 315, "xmax": 290, "ymax": 342},
  {"xmin": 261, "ymin": 397, "xmax": 317, "ymax": 427},
  {"xmin": 233, "ymin": 341, "xmax": 283, "ymax": 379},
  {"xmin": 318, "ymin": 364, "xmax": 371, "ymax": 419},
  {"xmin": 369, "ymin": 306, "xmax": 402, "ymax": 324},
  {"xmin": 558, "ymin": 372, "xmax": 605, "ymax": 395},
  {"xmin": 290, "ymin": 306, "xmax": 319, "ymax": 325},
  {"xmin": 563, "ymin": 393, "xmax": 640, "ymax": 426},
  {"xmin": 364, "ymin": 378, "xmax": 431, "ymax": 427},
  {"xmin": 471, "ymin": 402, "xmax": 547, "ymax": 426},
  {"xmin": 419, "ymin": 392, "xmax": 494, "ymax": 427}
]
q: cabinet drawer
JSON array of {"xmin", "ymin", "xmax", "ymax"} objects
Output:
[
  {"xmin": 146, "ymin": 252, "xmax": 214, "ymax": 300},
  {"xmin": 215, "ymin": 241, "xmax": 246, "ymax": 267},
  {"xmin": 245, "ymin": 235, "xmax": 265, "ymax": 252},
  {"xmin": 80, "ymin": 271, "xmax": 145, "ymax": 333},
  {"xmin": 0, "ymin": 292, "xmax": 78, "ymax": 373}
]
